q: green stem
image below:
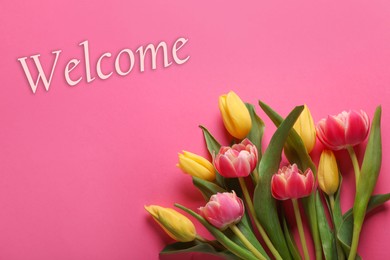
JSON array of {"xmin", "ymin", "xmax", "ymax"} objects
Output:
[
  {"xmin": 348, "ymin": 224, "xmax": 362, "ymax": 260},
  {"xmin": 347, "ymin": 146, "xmax": 360, "ymax": 190},
  {"xmin": 292, "ymin": 199, "xmax": 310, "ymax": 260},
  {"xmin": 329, "ymin": 194, "xmax": 335, "ymax": 212},
  {"xmin": 252, "ymin": 168, "xmax": 259, "ymax": 185},
  {"xmin": 230, "ymin": 224, "xmax": 266, "ymax": 260},
  {"xmin": 238, "ymin": 177, "xmax": 282, "ymax": 260}
]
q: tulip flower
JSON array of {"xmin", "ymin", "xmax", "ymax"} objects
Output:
[
  {"xmin": 316, "ymin": 110, "xmax": 370, "ymax": 151},
  {"xmin": 219, "ymin": 91, "xmax": 252, "ymax": 139},
  {"xmin": 145, "ymin": 205, "xmax": 196, "ymax": 242},
  {"xmin": 177, "ymin": 151, "xmax": 216, "ymax": 181},
  {"xmin": 293, "ymin": 104, "xmax": 316, "ymax": 153},
  {"xmin": 271, "ymin": 164, "xmax": 315, "ymax": 200},
  {"xmin": 214, "ymin": 139, "xmax": 258, "ymax": 178},
  {"xmin": 318, "ymin": 149, "xmax": 339, "ymax": 196},
  {"xmin": 199, "ymin": 191, "xmax": 244, "ymax": 230}
]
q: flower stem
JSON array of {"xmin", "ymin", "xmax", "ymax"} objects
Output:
[
  {"xmin": 238, "ymin": 177, "xmax": 282, "ymax": 260},
  {"xmin": 329, "ymin": 194, "xmax": 335, "ymax": 212},
  {"xmin": 230, "ymin": 224, "xmax": 266, "ymax": 260},
  {"xmin": 348, "ymin": 223, "xmax": 362, "ymax": 260},
  {"xmin": 347, "ymin": 146, "xmax": 360, "ymax": 189},
  {"xmin": 252, "ymin": 168, "xmax": 259, "ymax": 185},
  {"xmin": 292, "ymin": 199, "xmax": 310, "ymax": 260}
]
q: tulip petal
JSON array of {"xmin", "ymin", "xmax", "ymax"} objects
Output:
[
  {"xmin": 271, "ymin": 175, "xmax": 288, "ymax": 200},
  {"xmin": 303, "ymin": 169, "xmax": 315, "ymax": 196},
  {"xmin": 323, "ymin": 116, "xmax": 347, "ymax": 150},
  {"xmin": 216, "ymin": 155, "xmax": 237, "ymax": 178},
  {"xmin": 234, "ymin": 156, "xmax": 251, "ymax": 177},
  {"xmin": 345, "ymin": 110, "xmax": 370, "ymax": 146},
  {"xmin": 219, "ymin": 95, "xmax": 236, "ymax": 137},
  {"xmin": 286, "ymin": 170, "xmax": 306, "ymax": 199}
]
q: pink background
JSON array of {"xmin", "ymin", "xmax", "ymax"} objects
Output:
[{"xmin": 1, "ymin": 1, "xmax": 389, "ymax": 259}]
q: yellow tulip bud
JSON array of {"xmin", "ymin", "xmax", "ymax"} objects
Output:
[
  {"xmin": 219, "ymin": 91, "xmax": 252, "ymax": 139},
  {"xmin": 293, "ymin": 104, "xmax": 316, "ymax": 153},
  {"xmin": 177, "ymin": 151, "xmax": 216, "ymax": 181},
  {"xmin": 145, "ymin": 205, "xmax": 196, "ymax": 242},
  {"xmin": 318, "ymin": 149, "xmax": 339, "ymax": 195}
]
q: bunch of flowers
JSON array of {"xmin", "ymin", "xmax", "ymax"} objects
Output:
[{"xmin": 146, "ymin": 91, "xmax": 388, "ymax": 260}]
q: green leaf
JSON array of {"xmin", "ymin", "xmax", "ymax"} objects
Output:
[
  {"xmin": 353, "ymin": 106, "xmax": 382, "ymax": 228},
  {"xmin": 192, "ymin": 176, "xmax": 226, "ymax": 200},
  {"xmin": 259, "ymin": 101, "xmax": 322, "ymax": 260},
  {"xmin": 245, "ymin": 103, "xmax": 265, "ymax": 161},
  {"xmin": 175, "ymin": 204, "xmax": 259, "ymax": 260},
  {"xmin": 347, "ymin": 107, "xmax": 382, "ymax": 259},
  {"xmin": 200, "ymin": 125, "xmax": 222, "ymax": 156},
  {"xmin": 316, "ymin": 192, "xmax": 337, "ymax": 260},
  {"xmin": 282, "ymin": 214, "xmax": 301, "ymax": 260},
  {"xmin": 329, "ymin": 174, "xmax": 346, "ymax": 260},
  {"xmin": 200, "ymin": 125, "xmax": 225, "ymax": 187},
  {"xmin": 253, "ymin": 105, "xmax": 304, "ymax": 260},
  {"xmin": 161, "ymin": 240, "xmax": 237, "ymax": 259},
  {"xmin": 332, "ymin": 174, "xmax": 344, "ymax": 232},
  {"xmin": 337, "ymin": 193, "xmax": 390, "ymax": 258}
]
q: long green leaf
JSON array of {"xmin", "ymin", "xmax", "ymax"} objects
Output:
[
  {"xmin": 353, "ymin": 106, "xmax": 382, "ymax": 228},
  {"xmin": 161, "ymin": 240, "xmax": 237, "ymax": 259},
  {"xmin": 348, "ymin": 107, "xmax": 382, "ymax": 259},
  {"xmin": 316, "ymin": 192, "xmax": 337, "ymax": 260},
  {"xmin": 259, "ymin": 101, "xmax": 322, "ymax": 260},
  {"xmin": 282, "ymin": 215, "xmax": 301, "ymax": 260},
  {"xmin": 200, "ymin": 125, "xmax": 225, "ymax": 187},
  {"xmin": 245, "ymin": 103, "xmax": 265, "ymax": 161},
  {"xmin": 192, "ymin": 176, "xmax": 226, "ymax": 200},
  {"xmin": 253, "ymin": 105, "xmax": 304, "ymax": 260}
]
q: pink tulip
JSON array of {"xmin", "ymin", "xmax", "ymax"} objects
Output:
[
  {"xmin": 199, "ymin": 191, "xmax": 244, "ymax": 230},
  {"xmin": 316, "ymin": 110, "xmax": 370, "ymax": 151},
  {"xmin": 271, "ymin": 164, "xmax": 315, "ymax": 200},
  {"xmin": 214, "ymin": 139, "xmax": 258, "ymax": 178}
]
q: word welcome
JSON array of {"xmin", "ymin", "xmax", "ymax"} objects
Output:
[{"xmin": 17, "ymin": 37, "xmax": 190, "ymax": 94}]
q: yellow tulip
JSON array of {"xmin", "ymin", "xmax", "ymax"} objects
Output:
[
  {"xmin": 293, "ymin": 104, "xmax": 316, "ymax": 153},
  {"xmin": 318, "ymin": 149, "xmax": 339, "ymax": 195},
  {"xmin": 145, "ymin": 205, "xmax": 196, "ymax": 242},
  {"xmin": 177, "ymin": 151, "xmax": 216, "ymax": 181},
  {"xmin": 219, "ymin": 91, "xmax": 252, "ymax": 139}
]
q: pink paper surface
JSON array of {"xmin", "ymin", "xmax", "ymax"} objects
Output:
[{"xmin": 1, "ymin": 1, "xmax": 389, "ymax": 259}]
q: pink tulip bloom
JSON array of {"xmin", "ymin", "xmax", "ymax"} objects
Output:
[
  {"xmin": 199, "ymin": 191, "xmax": 244, "ymax": 230},
  {"xmin": 316, "ymin": 110, "xmax": 370, "ymax": 151},
  {"xmin": 271, "ymin": 164, "xmax": 315, "ymax": 200},
  {"xmin": 214, "ymin": 139, "xmax": 258, "ymax": 178}
]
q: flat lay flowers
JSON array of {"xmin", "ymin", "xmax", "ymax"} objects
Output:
[{"xmin": 145, "ymin": 91, "xmax": 388, "ymax": 260}]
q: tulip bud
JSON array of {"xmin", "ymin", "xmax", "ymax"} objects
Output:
[
  {"xmin": 214, "ymin": 139, "xmax": 258, "ymax": 178},
  {"xmin": 318, "ymin": 149, "xmax": 339, "ymax": 195},
  {"xmin": 145, "ymin": 205, "xmax": 196, "ymax": 242},
  {"xmin": 199, "ymin": 191, "xmax": 244, "ymax": 230},
  {"xmin": 219, "ymin": 91, "xmax": 252, "ymax": 139},
  {"xmin": 271, "ymin": 164, "xmax": 315, "ymax": 200},
  {"xmin": 316, "ymin": 110, "xmax": 370, "ymax": 150},
  {"xmin": 177, "ymin": 151, "xmax": 216, "ymax": 181},
  {"xmin": 293, "ymin": 104, "xmax": 316, "ymax": 153}
]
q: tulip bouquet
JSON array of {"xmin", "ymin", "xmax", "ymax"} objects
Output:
[{"xmin": 146, "ymin": 91, "xmax": 389, "ymax": 260}]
